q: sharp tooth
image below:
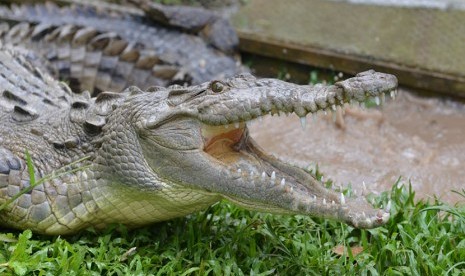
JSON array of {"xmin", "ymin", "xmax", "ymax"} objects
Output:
[
  {"xmin": 386, "ymin": 200, "xmax": 392, "ymax": 212},
  {"xmin": 390, "ymin": 90, "xmax": 396, "ymax": 100},
  {"xmin": 340, "ymin": 193, "xmax": 345, "ymax": 205},
  {"xmin": 375, "ymin": 96, "xmax": 380, "ymax": 106},
  {"xmin": 234, "ymin": 122, "xmax": 240, "ymax": 129},
  {"xmin": 237, "ymin": 168, "xmax": 242, "ymax": 174},
  {"xmin": 332, "ymin": 200, "xmax": 335, "ymax": 205},
  {"xmin": 271, "ymin": 171, "xmax": 276, "ymax": 181},
  {"xmin": 362, "ymin": 211, "xmax": 366, "ymax": 218},
  {"xmin": 332, "ymin": 104, "xmax": 336, "ymax": 111},
  {"xmin": 300, "ymin": 116, "xmax": 307, "ymax": 130},
  {"xmin": 362, "ymin": 181, "xmax": 367, "ymax": 191},
  {"xmin": 313, "ymin": 195, "xmax": 317, "ymax": 200},
  {"xmin": 261, "ymin": 172, "xmax": 266, "ymax": 181},
  {"xmin": 280, "ymin": 178, "xmax": 286, "ymax": 186},
  {"xmin": 290, "ymin": 187, "xmax": 293, "ymax": 193},
  {"xmin": 323, "ymin": 198, "xmax": 326, "ymax": 205}
]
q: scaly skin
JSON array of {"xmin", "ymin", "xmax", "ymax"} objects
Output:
[
  {"xmin": 0, "ymin": 1, "xmax": 243, "ymax": 93},
  {"xmin": 0, "ymin": 45, "xmax": 397, "ymax": 234}
]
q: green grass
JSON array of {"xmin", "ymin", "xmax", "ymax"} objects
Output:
[{"xmin": 1, "ymin": 182, "xmax": 464, "ymax": 275}]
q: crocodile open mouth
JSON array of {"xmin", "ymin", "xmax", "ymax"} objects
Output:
[{"xmin": 189, "ymin": 70, "xmax": 397, "ymax": 228}]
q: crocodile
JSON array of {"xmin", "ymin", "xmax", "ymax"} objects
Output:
[
  {"xmin": 0, "ymin": 44, "xmax": 397, "ymax": 234},
  {"xmin": 0, "ymin": 1, "xmax": 243, "ymax": 94}
]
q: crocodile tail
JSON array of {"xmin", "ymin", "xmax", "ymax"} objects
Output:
[{"xmin": 0, "ymin": 21, "xmax": 186, "ymax": 95}]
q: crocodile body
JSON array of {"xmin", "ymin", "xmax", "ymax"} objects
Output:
[
  {"xmin": 0, "ymin": 1, "xmax": 243, "ymax": 94},
  {"xmin": 0, "ymin": 43, "xmax": 397, "ymax": 234}
]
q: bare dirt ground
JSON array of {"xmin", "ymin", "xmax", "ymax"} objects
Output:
[{"xmin": 249, "ymin": 89, "xmax": 465, "ymax": 204}]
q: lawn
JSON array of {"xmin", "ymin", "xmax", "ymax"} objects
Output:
[{"xmin": 1, "ymin": 180, "xmax": 464, "ymax": 275}]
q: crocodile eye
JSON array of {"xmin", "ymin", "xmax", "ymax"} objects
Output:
[{"xmin": 210, "ymin": 81, "xmax": 225, "ymax": 93}]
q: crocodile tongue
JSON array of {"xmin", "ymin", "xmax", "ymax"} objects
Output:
[{"xmin": 200, "ymin": 122, "xmax": 390, "ymax": 229}]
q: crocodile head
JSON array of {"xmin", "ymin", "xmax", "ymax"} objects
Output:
[{"xmin": 102, "ymin": 70, "xmax": 397, "ymax": 229}]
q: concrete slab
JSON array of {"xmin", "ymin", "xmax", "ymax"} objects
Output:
[{"xmin": 233, "ymin": 0, "xmax": 465, "ymax": 96}]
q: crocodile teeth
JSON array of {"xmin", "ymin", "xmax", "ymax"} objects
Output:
[
  {"xmin": 362, "ymin": 181, "xmax": 367, "ymax": 195},
  {"xmin": 375, "ymin": 96, "xmax": 380, "ymax": 106},
  {"xmin": 323, "ymin": 198, "xmax": 327, "ymax": 205},
  {"xmin": 390, "ymin": 90, "xmax": 396, "ymax": 100},
  {"xmin": 237, "ymin": 168, "xmax": 242, "ymax": 174},
  {"xmin": 271, "ymin": 171, "xmax": 276, "ymax": 182},
  {"xmin": 234, "ymin": 122, "xmax": 240, "ymax": 129},
  {"xmin": 261, "ymin": 171, "xmax": 266, "ymax": 181},
  {"xmin": 385, "ymin": 200, "xmax": 392, "ymax": 212},
  {"xmin": 300, "ymin": 116, "xmax": 307, "ymax": 130},
  {"xmin": 340, "ymin": 193, "xmax": 345, "ymax": 205},
  {"xmin": 280, "ymin": 178, "xmax": 286, "ymax": 187}
]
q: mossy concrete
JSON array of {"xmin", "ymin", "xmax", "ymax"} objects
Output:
[{"xmin": 233, "ymin": 0, "xmax": 465, "ymax": 95}]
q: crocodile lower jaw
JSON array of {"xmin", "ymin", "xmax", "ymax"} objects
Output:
[{"xmin": 198, "ymin": 111, "xmax": 391, "ymax": 229}]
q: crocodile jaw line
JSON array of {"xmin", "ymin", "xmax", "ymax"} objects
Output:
[{"xmin": 200, "ymin": 115, "xmax": 391, "ymax": 229}]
